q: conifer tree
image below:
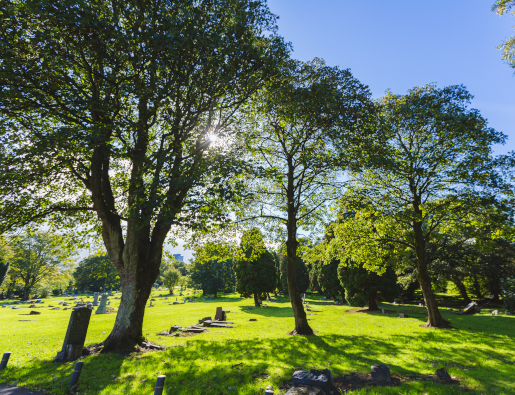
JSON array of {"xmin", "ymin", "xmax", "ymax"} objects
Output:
[{"xmin": 234, "ymin": 229, "xmax": 277, "ymax": 306}]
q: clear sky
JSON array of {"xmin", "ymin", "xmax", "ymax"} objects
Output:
[
  {"xmin": 267, "ymin": 0, "xmax": 515, "ymax": 155},
  {"xmin": 173, "ymin": 1, "xmax": 515, "ymax": 262}
]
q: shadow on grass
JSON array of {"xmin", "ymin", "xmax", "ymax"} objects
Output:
[{"xmin": 8, "ymin": 332, "xmax": 508, "ymax": 394}]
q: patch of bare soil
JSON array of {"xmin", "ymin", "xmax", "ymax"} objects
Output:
[
  {"xmin": 287, "ymin": 329, "xmax": 319, "ymax": 336},
  {"xmin": 82, "ymin": 340, "xmax": 164, "ymax": 357},
  {"xmin": 332, "ymin": 372, "xmax": 463, "ymax": 393}
]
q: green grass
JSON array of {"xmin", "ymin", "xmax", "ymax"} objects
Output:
[{"xmin": 1, "ymin": 291, "xmax": 514, "ymax": 394}]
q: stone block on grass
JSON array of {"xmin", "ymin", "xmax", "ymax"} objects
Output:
[{"xmin": 291, "ymin": 369, "xmax": 334, "ymax": 392}]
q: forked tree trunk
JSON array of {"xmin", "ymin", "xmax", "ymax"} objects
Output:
[{"xmin": 452, "ymin": 275, "xmax": 471, "ymax": 304}]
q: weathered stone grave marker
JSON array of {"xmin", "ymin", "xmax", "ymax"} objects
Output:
[
  {"xmin": 55, "ymin": 306, "xmax": 92, "ymax": 362},
  {"xmin": 95, "ymin": 294, "xmax": 108, "ymax": 314},
  {"xmin": 93, "ymin": 292, "xmax": 99, "ymax": 307},
  {"xmin": 371, "ymin": 364, "xmax": 391, "ymax": 383}
]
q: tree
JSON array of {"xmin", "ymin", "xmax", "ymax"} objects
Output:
[
  {"xmin": 329, "ymin": 85, "xmax": 513, "ymax": 327},
  {"xmin": 0, "ymin": 236, "xmax": 11, "ymax": 289},
  {"xmin": 0, "ymin": 258, "xmax": 9, "ymax": 289},
  {"xmin": 190, "ymin": 244, "xmax": 236, "ymax": 297},
  {"xmin": 73, "ymin": 254, "xmax": 121, "ymax": 292},
  {"xmin": 0, "ymin": 0, "xmax": 287, "ymax": 350},
  {"xmin": 162, "ymin": 266, "xmax": 181, "ymax": 295},
  {"xmin": 237, "ymin": 58, "xmax": 375, "ymax": 334},
  {"xmin": 234, "ymin": 229, "xmax": 277, "ymax": 306},
  {"xmin": 312, "ymin": 260, "xmax": 345, "ymax": 302},
  {"xmin": 493, "ymin": 1, "xmax": 515, "ymax": 69},
  {"xmin": 338, "ymin": 263, "xmax": 399, "ymax": 310},
  {"xmin": 278, "ymin": 253, "xmax": 309, "ymax": 295},
  {"xmin": 9, "ymin": 231, "xmax": 74, "ymax": 300}
]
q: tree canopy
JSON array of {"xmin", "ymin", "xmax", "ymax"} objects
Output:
[
  {"xmin": 326, "ymin": 84, "xmax": 514, "ymax": 327},
  {"xmin": 493, "ymin": 0, "xmax": 515, "ymax": 69},
  {"xmin": 73, "ymin": 254, "xmax": 120, "ymax": 292},
  {"xmin": 0, "ymin": 0, "xmax": 287, "ymax": 350}
]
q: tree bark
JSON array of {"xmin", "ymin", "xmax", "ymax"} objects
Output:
[
  {"xmin": 102, "ymin": 240, "xmax": 161, "ymax": 351},
  {"xmin": 285, "ymin": 173, "xmax": 313, "ymax": 335},
  {"xmin": 368, "ymin": 293, "xmax": 378, "ymax": 310},
  {"xmin": 412, "ymin": 194, "xmax": 447, "ymax": 328},
  {"xmin": 253, "ymin": 293, "xmax": 260, "ymax": 307},
  {"xmin": 452, "ymin": 275, "xmax": 471, "ymax": 304},
  {"xmin": 341, "ymin": 290, "xmax": 347, "ymax": 304}
]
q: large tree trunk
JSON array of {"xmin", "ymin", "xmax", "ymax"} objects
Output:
[
  {"xmin": 341, "ymin": 290, "xmax": 346, "ymax": 305},
  {"xmin": 452, "ymin": 275, "xmax": 471, "ymax": 304},
  {"xmin": 102, "ymin": 237, "xmax": 162, "ymax": 351},
  {"xmin": 286, "ymin": 213, "xmax": 313, "ymax": 334},
  {"xmin": 412, "ymin": 196, "xmax": 447, "ymax": 328},
  {"xmin": 254, "ymin": 293, "xmax": 260, "ymax": 307},
  {"xmin": 368, "ymin": 293, "xmax": 378, "ymax": 310}
]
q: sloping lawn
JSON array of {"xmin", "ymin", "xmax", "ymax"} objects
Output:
[{"xmin": 0, "ymin": 291, "xmax": 514, "ymax": 394}]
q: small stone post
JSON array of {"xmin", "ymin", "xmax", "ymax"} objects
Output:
[
  {"xmin": 154, "ymin": 374, "xmax": 166, "ymax": 395},
  {"xmin": 70, "ymin": 361, "xmax": 84, "ymax": 388}
]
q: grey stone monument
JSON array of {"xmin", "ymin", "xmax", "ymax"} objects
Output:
[
  {"xmin": 93, "ymin": 292, "xmax": 99, "ymax": 307},
  {"xmin": 55, "ymin": 306, "xmax": 92, "ymax": 362},
  {"xmin": 95, "ymin": 294, "xmax": 108, "ymax": 314}
]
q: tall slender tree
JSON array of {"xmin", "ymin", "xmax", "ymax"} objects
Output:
[
  {"xmin": 0, "ymin": 0, "xmax": 287, "ymax": 350},
  {"xmin": 236, "ymin": 58, "xmax": 376, "ymax": 334}
]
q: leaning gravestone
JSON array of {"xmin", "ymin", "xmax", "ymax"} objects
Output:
[
  {"xmin": 55, "ymin": 306, "xmax": 92, "ymax": 362},
  {"xmin": 95, "ymin": 294, "xmax": 108, "ymax": 315},
  {"xmin": 93, "ymin": 292, "xmax": 99, "ymax": 307}
]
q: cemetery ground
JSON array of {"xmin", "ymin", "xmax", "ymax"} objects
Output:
[{"xmin": 0, "ymin": 292, "xmax": 514, "ymax": 395}]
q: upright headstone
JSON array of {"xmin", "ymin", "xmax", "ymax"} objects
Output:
[
  {"xmin": 215, "ymin": 307, "xmax": 224, "ymax": 321},
  {"xmin": 95, "ymin": 294, "xmax": 108, "ymax": 315},
  {"xmin": 55, "ymin": 307, "xmax": 92, "ymax": 362},
  {"xmin": 93, "ymin": 292, "xmax": 99, "ymax": 307},
  {"xmin": 108, "ymin": 290, "xmax": 113, "ymax": 296}
]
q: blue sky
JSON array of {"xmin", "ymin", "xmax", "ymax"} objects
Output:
[
  {"xmin": 267, "ymin": 0, "xmax": 515, "ymax": 155},
  {"xmin": 174, "ymin": 1, "xmax": 515, "ymax": 262}
]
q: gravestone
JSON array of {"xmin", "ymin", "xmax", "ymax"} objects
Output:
[
  {"xmin": 460, "ymin": 302, "xmax": 478, "ymax": 315},
  {"xmin": 492, "ymin": 310, "xmax": 498, "ymax": 315},
  {"xmin": 291, "ymin": 369, "xmax": 334, "ymax": 392},
  {"xmin": 54, "ymin": 306, "xmax": 92, "ymax": 362},
  {"xmin": 95, "ymin": 294, "xmax": 108, "ymax": 315},
  {"xmin": 93, "ymin": 292, "xmax": 99, "ymax": 307},
  {"xmin": 215, "ymin": 307, "xmax": 225, "ymax": 321},
  {"xmin": 436, "ymin": 367, "xmax": 452, "ymax": 382},
  {"xmin": 371, "ymin": 364, "xmax": 391, "ymax": 383}
]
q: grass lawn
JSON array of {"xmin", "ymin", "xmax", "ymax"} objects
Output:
[{"xmin": 0, "ymin": 290, "xmax": 514, "ymax": 394}]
